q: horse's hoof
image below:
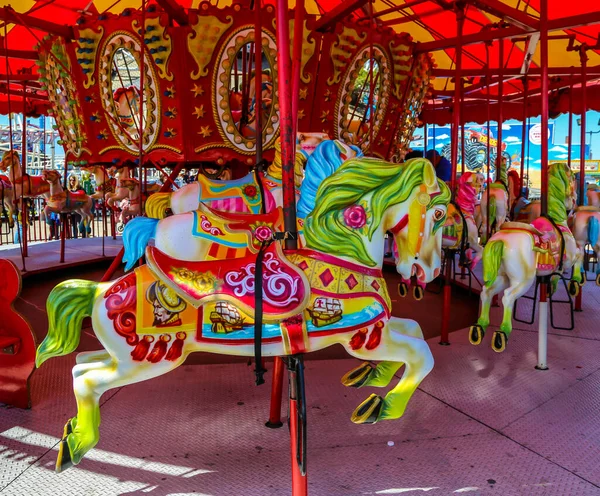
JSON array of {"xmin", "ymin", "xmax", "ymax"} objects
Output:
[
  {"xmin": 55, "ymin": 438, "xmax": 74, "ymax": 473},
  {"xmin": 596, "ymin": 274, "xmax": 600, "ymax": 287},
  {"xmin": 61, "ymin": 418, "xmax": 76, "ymax": 440},
  {"xmin": 398, "ymin": 282, "xmax": 408, "ymax": 298},
  {"xmin": 341, "ymin": 363, "xmax": 372, "ymax": 388},
  {"xmin": 351, "ymin": 393, "xmax": 383, "ymax": 425},
  {"xmin": 413, "ymin": 285, "xmax": 424, "ymax": 300},
  {"xmin": 468, "ymin": 325, "xmax": 484, "ymax": 346},
  {"xmin": 568, "ymin": 281, "xmax": 580, "ymax": 297},
  {"xmin": 492, "ymin": 331, "xmax": 507, "ymax": 353}
]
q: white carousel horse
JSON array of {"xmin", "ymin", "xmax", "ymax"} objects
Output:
[
  {"xmin": 145, "ymin": 133, "xmax": 336, "ymax": 219},
  {"xmin": 117, "ymin": 178, "xmax": 144, "ymax": 226},
  {"xmin": 41, "ymin": 170, "xmax": 94, "ymax": 230},
  {"xmin": 442, "ymin": 171, "xmax": 485, "ymax": 268},
  {"xmin": 470, "ymin": 163, "xmax": 583, "ymax": 352},
  {"xmin": 570, "ymin": 206, "xmax": 600, "ymax": 285},
  {"xmin": 36, "ymin": 157, "xmax": 450, "ymax": 473}
]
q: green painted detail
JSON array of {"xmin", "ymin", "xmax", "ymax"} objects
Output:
[
  {"xmin": 305, "ymin": 158, "xmax": 451, "ymax": 267},
  {"xmin": 483, "ymin": 240, "xmax": 504, "ymax": 288},
  {"xmin": 36, "ymin": 280, "xmax": 98, "ymax": 368}
]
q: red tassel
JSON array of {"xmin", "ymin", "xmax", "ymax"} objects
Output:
[
  {"xmin": 166, "ymin": 332, "xmax": 186, "ymax": 362},
  {"xmin": 147, "ymin": 335, "xmax": 170, "ymax": 363},
  {"xmin": 131, "ymin": 336, "xmax": 153, "ymax": 361},
  {"xmin": 349, "ymin": 328, "xmax": 368, "ymax": 350},
  {"xmin": 366, "ymin": 322, "xmax": 384, "ymax": 351}
]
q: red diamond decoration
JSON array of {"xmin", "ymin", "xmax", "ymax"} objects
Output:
[
  {"xmin": 345, "ymin": 274, "xmax": 358, "ymax": 290},
  {"xmin": 371, "ymin": 280, "xmax": 381, "ymax": 291},
  {"xmin": 319, "ymin": 268, "xmax": 334, "ymax": 287},
  {"xmin": 298, "ymin": 260, "xmax": 309, "ymax": 271}
]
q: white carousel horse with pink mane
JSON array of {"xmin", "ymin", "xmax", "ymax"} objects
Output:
[{"xmin": 36, "ymin": 156, "xmax": 450, "ymax": 474}]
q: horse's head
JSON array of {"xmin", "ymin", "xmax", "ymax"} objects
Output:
[
  {"xmin": 0, "ymin": 150, "xmax": 20, "ymax": 172},
  {"xmin": 385, "ymin": 159, "xmax": 450, "ymax": 296},
  {"xmin": 120, "ymin": 178, "xmax": 138, "ymax": 191},
  {"xmin": 297, "ymin": 132, "xmax": 330, "ymax": 157},
  {"xmin": 42, "ymin": 170, "xmax": 61, "ymax": 184},
  {"xmin": 113, "ymin": 86, "xmax": 140, "ymax": 130},
  {"xmin": 304, "ymin": 157, "xmax": 450, "ymax": 299}
]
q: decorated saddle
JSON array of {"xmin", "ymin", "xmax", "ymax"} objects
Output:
[
  {"xmin": 501, "ymin": 219, "xmax": 570, "ymax": 272},
  {"xmin": 48, "ymin": 190, "xmax": 89, "ymax": 209}
]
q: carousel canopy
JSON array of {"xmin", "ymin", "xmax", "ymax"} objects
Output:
[{"xmin": 2, "ymin": 0, "xmax": 600, "ymax": 121}]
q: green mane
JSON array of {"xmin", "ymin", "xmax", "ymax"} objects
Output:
[
  {"xmin": 304, "ymin": 157, "xmax": 451, "ymax": 266},
  {"xmin": 548, "ymin": 162, "xmax": 571, "ymax": 225}
]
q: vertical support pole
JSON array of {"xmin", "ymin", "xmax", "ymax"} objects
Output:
[
  {"xmin": 440, "ymin": 5, "xmax": 463, "ymax": 346},
  {"xmin": 255, "ymin": 0, "xmax": 263, "ymax": 165},
  {"xmin": 138, "ymin": 0, "xmax": 146, "ymax": 214},
  {"xmin": 276, "ymin": 0, "xmax": 297, "ymax": 250},
  {"xmin": 497, "ymin": 39, "xmax": 504, "ymax": 180},
  {"xmin": 288, "ymin": 357, "xmax": 307, "ymax": 496},
  {"xmin": 291, "ymin": 0, "xmax": 304, "ymax": 139},
  {"xmin": 266, "ymin": 355, "xmax": 285, "ymax": 428},
  {"xmin": 424, "ymin": 123, "xmax": 428, "ymax": 152},
  {"xmin": 567, "ymin": 75, "xmax": 573, "ymax": 174},
  {"xmin": 536, "ymin": 280, "xmax": 549, "ymax": 370},
  {"xmin": 579, "ymin": 48, "xmax": 588, "ymax": 206},
  {"xmin": 21, "ymin": 83, "xmax": 28, "ymax": 257},
  {"xmin": 538, "ymin": 0, "xmax": 550, "ymax": 369},
  {"xmin": 368, "ymin": 0, "xmax": 374, "ymax": 152},
  {"xmin": 520, "ymin": 77, "xmax": 527, "ymax": 196}
]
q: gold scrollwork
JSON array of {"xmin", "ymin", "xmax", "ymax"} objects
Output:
[
  {"xmin": 76, "ymin": 26, "xmax": 104, "ymax": 89},
  {"xmin": 188, "ymin": 15, "xmax": 233, "ymax": 80},
  {"xmin": 327, "ymin": 26, "xmax": 367, "ymax": 86},
  {"xmin": 289, "ymin": 19, "xmax": 316, "ymax": 84},
  {"xmin": 389, "ymin": 40, "xmax": 411, "ymax": 99},
  {"xmin": 133, "ymin": 17, "xmax": 173, "ymax": 81}
]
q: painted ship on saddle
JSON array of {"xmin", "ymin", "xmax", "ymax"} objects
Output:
[
  {"xmin": 210, "ymin": 301, "xmax": 247, "ymax": 333},
  {"xmin": 307, "ymin": 297, "xmax": 343, "ymax": 327}
]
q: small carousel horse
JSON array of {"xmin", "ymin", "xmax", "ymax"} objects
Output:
[
  {"xmin": 80, "ymin": 164, "xmax": 116, "ymax": 200},
  {"xmin": 105, "ymin": 165, "xmax": 133, "ymax": 209},
  {"xmin": 469, "ymin": 163, "xmax": 582, "ymax": 352},
  {"xmin": 41, "ymin": 170, "xmax": 95, "ymax": 230},
  {"xmin": 36, "ymin": 157, "xmax": 450, "ymax": 473},
  {"xmin": 145, "ymin": 133, "xmax": 335, "ymax": 218},
  {"xmin": 0, "ymin": 174, "xmax": 15, "ymax": 227},
  {"xmin": 442, "ymin": 171, "xmax": 485, "ymax": 268},
  {"xmin": 117, "ymin": 178, "xmax": 147, "ymax": 227},
  {"xmin": 479, "ymin": 157, "xmax": 510, "ymax": 243},
  {"xmin": 0, "ymin": 150, "xmax": 51, "ymax": 200}
]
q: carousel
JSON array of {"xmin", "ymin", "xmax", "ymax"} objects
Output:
[{"xmin": 1, "ymin": 1, "xmax": 600, "ymax": 495}]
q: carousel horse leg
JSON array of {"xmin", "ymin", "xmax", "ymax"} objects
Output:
[
  {"xmin": 342, "ymin": 318, "xmax": 433, "ymax": 424},
  {"xmin": 57, "ymin": 356, "xmax": 186, "ymax": 472},
  {"xmin": 469, "ymin": 275, "xmax": 508, "ymax": 345},
  {"xmin": 492, "ymin": 277, "xmax": 534, "ymax": 353},
  {"xmin": 341, "ymin": 319, "xmax": 424, "ymax": 389}
]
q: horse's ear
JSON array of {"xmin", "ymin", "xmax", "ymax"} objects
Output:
[{"xmin": 423, "ymin": 161, "xmax": 436, "ymax": 188}]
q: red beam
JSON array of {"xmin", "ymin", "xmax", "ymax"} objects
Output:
[
  {"xmin": 0, "ymin": 48, "xmax": 38, "ymax": 60},
  {"xmin": 416, "ymin": 11, "xmax": 600, "ymax": 53},
  {"xmin": 0, "ymin": 7, "xmax": 74, "ymax": 40},
  {"xmin": 468, "ymin": 0, "xmax": 539, "ymax": 31},
  {"xmin": 155, "ymin": 0, "xmax": 188, "ymax": 26},
  {"xmin": 314, "ymin": 0, "xmax": 370, "ymax": 32},
  {"xmin": 383, "ymin": 6, "xmax": 445, "ymax": 27},
  {"xmin": 433, "ymin": 66, "xmax": 600, "ymax": 77},
  {"xmin": 372, "ymin": 0, "xmax": 430, "ymax": 19}
]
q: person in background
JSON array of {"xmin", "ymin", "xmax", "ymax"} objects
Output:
[
  {"xmin": 48, "ymin": 211, "xmax": 60, "ymax": 240},
  {"xmin": 67, "ymin": 174, "xmax": 87, "ymax": 239},
  {"xmin": 404, "ymin": 150, "xmax": 425, "ymax": 161},
  {"xmin": 426, "ymin": 149, "xmax": 452, "ymax": 182}
]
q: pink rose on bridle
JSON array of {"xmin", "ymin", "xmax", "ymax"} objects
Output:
[
  {"xmin": 254, "ymin": 225, "xmax": 273, "ymax": 242},
  {"xmin": 343, "ymin": 205, "xmax": 367, "ymax": 229}
]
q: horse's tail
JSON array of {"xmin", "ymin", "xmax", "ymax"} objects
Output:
[
  {"xmin": 588, "ymin": 215, "xmax": 599, "ymax": 247},
  {"xmin": 123, "ymin": 217, "xmax": 158, "ymax": 271},
  {"xmin": 145, "ymin": 191, "xmax": 171, "ymax": 219},
  {"xmin": 36, "ymin": 280, "xmax": 98, "ymax": 367},
  {"xmin": 483, "ymin": 239, "xmax": 504, "ymax": 288}
]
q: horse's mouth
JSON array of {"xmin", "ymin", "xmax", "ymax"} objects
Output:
[{"xmin": 411, "ymin": 263, "xmax": 428, "ymax": 286}]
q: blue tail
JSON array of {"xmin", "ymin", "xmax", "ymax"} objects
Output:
[
  {"xmin": 588, "ymin": 216, "xmax": 599, "ymax": 248},
  {"xmin": 123, "ymin": 217, "xmax": 159, "ymax": 271}
]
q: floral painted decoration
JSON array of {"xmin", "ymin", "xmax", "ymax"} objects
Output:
[
  {"xmin": 243, "ymin": 184, "xmax": 259, "ymax": 199},
  {"xmin": 251, "ymin": 222, "xmax": 274, "ymax": 243},
  {"xmin": 343, "ymin": 205, "xmax": 367, "ymax": 229}
]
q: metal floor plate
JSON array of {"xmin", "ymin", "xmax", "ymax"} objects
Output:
[{"xmin": 2, "ymin": 283, "xmax": 600, "ymax": 495}]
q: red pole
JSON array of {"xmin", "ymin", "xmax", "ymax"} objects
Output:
[
  {"xmin": 276, "ymin": 0, "xmax": 297, "ymax": 250},
  {"xmin": 21, "ymin": 83, "xmax": 28, "ymax": 257},
  {"xmin": 440, "ymin": 6, "xmax": 463, "ymax": 346},
  {"xmin": 540, "ymin": 0, "xmax": 549, "ymax": 217},
  {"xmin": 138, "ymin": 0, "xmax": 146, "ymax": 213},
  {"xmin": 567, "ymin": 75, "xmax": 573, "ymax": 173},
  {"xmin": 520, "ymin": 78, "xmax": 527, "ymax": 196},
  {"xmin": 291, "ymin": 0, "xmax": 304, "ymax": 139},
  {"xmin": 497, "ymin": 40, "xmax": 504, "ymax": 179},
  {"xmin": 266, "ymin": 356, "xmax": 285, "ymax": 428},
  {"xmin": 579, "ymin": 47, "xmax": 588, "ymax": 207}
]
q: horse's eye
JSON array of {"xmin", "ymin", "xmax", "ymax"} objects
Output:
[{"xmin": 433, "ymin": 208, "xmax": 445, "ymax": 221}]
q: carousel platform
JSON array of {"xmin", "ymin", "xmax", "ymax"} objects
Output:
[
  {"xmin": 0, "ymin": 237, "xmax": 123, "ymax": 276},
  {"xmin": 1, "ymin": 277, "xmax": 599, "ymax": 495}
]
